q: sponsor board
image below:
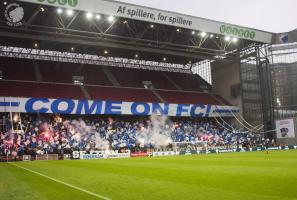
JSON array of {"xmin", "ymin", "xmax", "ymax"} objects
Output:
[
  {"xmin": 130, "ymin": 152, "xmax": 149, "ymax": 157},
  {"xmin": 152, "ymin": 151, "xmax": 177, "ymax": 157},
  {"xmin": 72, "ymin": 151, "xmax": 130, "ymax": 160},
  {"xmin": 17, "ymin": 0, "xmax": 272, "ymax": 43},
  {"xmin": 23, "ymin": 155, "xmax": 31, "ymax": 161},
  {"xmin": 216, "ymin": 149, "xmax": 236, "ymax": 153}
]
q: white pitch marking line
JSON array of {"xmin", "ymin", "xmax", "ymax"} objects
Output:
[{"xmin": 9, "ymin": 163, "xmax": 112, "ymax": 200}]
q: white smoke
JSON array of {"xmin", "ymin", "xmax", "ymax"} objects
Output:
[
  {"xmin": 63, "ymin": 119, "xmax": 109, "ymax": 150},
  {"xmin": 136, "ymin": 114, "xmax": 173, "ymax": 148}
]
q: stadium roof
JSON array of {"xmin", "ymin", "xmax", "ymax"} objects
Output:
[{"xmin": 0, "ymin": 0, "xmax": 274, "ymax": 65}]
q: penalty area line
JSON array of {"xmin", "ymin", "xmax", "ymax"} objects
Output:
[{"xmin": 9, "ymin": 163, "xmax": 112, "ymax": 200}]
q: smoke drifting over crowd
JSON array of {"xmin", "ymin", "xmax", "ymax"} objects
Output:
[
  {"xmin": 136, "ymin": 114, "xmax": 173, "ymax": 148},
  {"xmin": 63, "ymin": 120, "xmax": 109, "ymax": 150}
]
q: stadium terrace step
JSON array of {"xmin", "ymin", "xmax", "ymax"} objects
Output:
[{"xmin": 0, "ymin": 80, "xmax": 229, "ymax": 105}]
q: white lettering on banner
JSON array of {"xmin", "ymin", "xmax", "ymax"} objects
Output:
[
  {"xmin": 72, "ymin": 151, "xmax": 130, "ymax": 160},
  {"xmin": 16, "ymin": 0, "xmax": 272, "ymax": 43},
  {"xmin": 0, "ymin": 97, "xmax": 239, "ymax": 117},
  {"xmin": 152, "ymin": 151, "xmax": 177, "ymax": 157}
]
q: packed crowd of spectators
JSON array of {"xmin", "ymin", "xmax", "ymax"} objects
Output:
[{"xmin": 0, "ymin": 114, "xmax": 268, "ymax": 156}]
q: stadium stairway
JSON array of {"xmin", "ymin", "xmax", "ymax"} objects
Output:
[
  {"xmin": 0, "ymin": 80, "xmax": 230, "ymax": 105},
  {"xmin": 79, "ymin": 85, "xmax": 91, "ymax": 100},
  {"xmin": 101, "ymin": 68, "xmax": 121, "ymax": 87},
  {"xmin": 33, "ymin": 61, "xmax": 43, "ymax": 82},
  {"xmin": 161, "ymin": 72, "xmax": 183, "ymax": 91},
  {"xmin": 151, "ymin": 89, "xmax": 165, "ymax": 103}
]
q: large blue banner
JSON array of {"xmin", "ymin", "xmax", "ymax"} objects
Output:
[{"xmin": 0, "ymin": 97, "xmax": 239, "ymax": 117}]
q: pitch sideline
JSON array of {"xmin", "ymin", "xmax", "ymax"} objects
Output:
[{"xmin": 8, "ymin": 162, "xmax": 112, "ymax": 200}]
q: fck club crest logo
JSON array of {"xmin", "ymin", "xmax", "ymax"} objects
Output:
[{"xmin": 5, "ymin": 3, "xmax": 24, "ymax": 27}]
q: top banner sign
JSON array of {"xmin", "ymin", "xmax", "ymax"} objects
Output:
[{"xmin": 17, "ymin": 0, "xmax": 273, "ymax": 43}]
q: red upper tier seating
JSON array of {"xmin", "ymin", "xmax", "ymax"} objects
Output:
[
  {"xmin": 0, "ymin": 81, "xmax": 85, "ymax": 99},
  {"xmin": 0, "ymin": 57, "xmax": 209, "ymax": 90},
  {"xmin": 0, "ymin": 80, "xmax": 229, "ymax": 105},
  {"xmin": 37, "ymin": 61, "xmax": 112, "ymax": 85},
  {"xmin": 86, "ymin": 86, "xmax": 159, "ymax": 102},
  {"xmin": 0, "ymin": 57, "xmax": 230, "ymax": 105},
  {"xmin": 108, "ymin": 67, "xmax": 177, "ymax": 90},
  {"xmin": 157, "ymin": 90, "xmax": 222, "ymax": 105},
  {"xmin": 163, "ymin": 72, "xmax": 208, "ymax": 92},
  {"xmin": 0, "ymin": 57, "xmax": 36, "ymax": 81}
]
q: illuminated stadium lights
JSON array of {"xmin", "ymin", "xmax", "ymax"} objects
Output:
[
  {"xmin": 66, "ymin": 9, "xmax": 74, "ymax": 16},
  {"xmin": 107, "ymin": 16, "xmax": 115, "ymax": 23},
  {"xmin": 277, "ymin": 98, "xmax": 281, "ymax": 106},
  {"xmin": 3, "ymin": 1, "xmax": 7, "ymax": 5},
  {"xmin": 232, "ymin": 37, "xmax": 238, "ymax": 43},
  {"xmin": 163, "ymin": 57, "xmax": 167, "ymax": 62},
  {"xmin": 0, "ymin": 46, "xmax": 191, "ymax": 73},
  {"xmin": 33, "ymin": 43, "xmax": 39, "ymax": 48},
  {"xmin": 200, "ymin": 32, "xmax": 207, "ymax": 37},
  {"xmin": 176, "ymin": 28, "xmax": 180, "ymax": 32},
  {"xmin": 86, "ymin": 12, "xmax": 93, "ymax": 19},
  {"xmin": 210, "ymin": 34, "xmax": 214, "ymax": 38},
  {"xmin": 71, "ymin": 47, "xmax": 75, "ymax": 52},
  {"xmin": 192, "ymin": 31, "xmax": 195, "ymax": 35},
  {"xmin": 135, "ymin": 54, "xmax": 139, "ymax": 58},
  {"xmin": 224, "ymin": 36, "xmax": 231, "ymax": 42},
  {"xmin": 150, "ymin": 24, "xmax": 154, "ymax": 28},
  {"xmin": 104, "ymin": 50, "xmax": 108, "ymax": 55},
  {"xmin": 57, "ymin": 8, "xmax": 63, "ymax": 14},
  {"xmin": 95, "ymin": 14, "xmax": 101, "ymax": 20}
]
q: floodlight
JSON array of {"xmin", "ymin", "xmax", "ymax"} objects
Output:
[
  {"xmin": 86, "ymin": 12, "xmax": 93, "ymax": 19},
  {"xmin": 108, "ymin": 16, "xmax": 115, "ymax": 23},
  {"xmin": 57, "ymin": 8, "xmax": 63, "ymax": 14},
  {"xmin": 200, "ymin": 32, "xmax": 207, "ymax": 37},
  {"xmin": 66, "ymin": 9, "xmax": 74, "ymax": 16},
  {"xmin": 225, "ymin": 36, "xmax": 231, "ymax": 41}
]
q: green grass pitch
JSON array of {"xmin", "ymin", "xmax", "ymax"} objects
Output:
[{"xmin": 1, "ymin": 150, "xmax": 297, "ymax": 200}]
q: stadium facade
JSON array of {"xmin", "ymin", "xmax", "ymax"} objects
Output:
[{"xmin": 0, "ymin": 0, "xmax": 297, "ymax": 146}]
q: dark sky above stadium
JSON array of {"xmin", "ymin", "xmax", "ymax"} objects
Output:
[{"xmin": 119, "ymin": 0, "xmax": 296, "ymax": 33}]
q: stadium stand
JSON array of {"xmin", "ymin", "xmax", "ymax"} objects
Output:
[
  {"xmin": 0, "ymin": 114, "xmax": 266, "ymax": 157},
  {"xmin": 86, "ymin": 86, "xmax": 159, "ymax": 102},
  {"xmin": 0, "ymin": 57, "xmax": 36, "ymax": 81},
  {"xmin": 109, "ymin": 67, "xmax": 177, "ymax": 89},
  {"xmin": 0, "ymin": 81, "xmax": 85, "ymax": 99},
  {"xmin": 0, "ymin": 58, "xmax": 230, "ymax": 105}
]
